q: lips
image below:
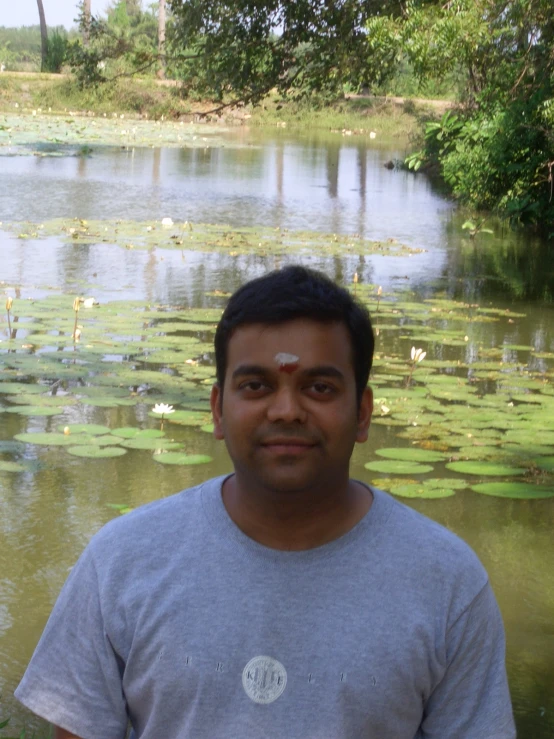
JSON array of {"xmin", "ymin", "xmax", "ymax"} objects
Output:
[
  {"xmin": 260, "ymin": 437, "xmax": 318, "ymax": 455},
  {"xmin": 261, "ymin": 438, "xmax": 316, "ymax": 447}
]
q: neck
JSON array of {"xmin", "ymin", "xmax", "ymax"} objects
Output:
[{"xmin": 221, "ymin": 473, "xmax": 373, "ymax": 551}]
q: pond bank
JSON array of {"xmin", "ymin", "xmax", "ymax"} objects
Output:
[{"xmin": 0, "ymin": 72, "xmax": 435, "ymax": 139}]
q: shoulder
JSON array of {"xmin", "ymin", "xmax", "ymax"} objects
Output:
[
  {"xmin": 83, "ymin": 475, "xmax": 225, "ymax": 572},
  {"xmin": 369, "ymin": 487, "xmax": 489, "ymax": 616}
]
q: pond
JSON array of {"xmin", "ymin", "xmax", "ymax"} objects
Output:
[{"xmin": 0, "ymin": 119, "xmax": 553, "ymax": 737}]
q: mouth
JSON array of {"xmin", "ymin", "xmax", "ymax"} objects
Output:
[{"xmin": 260, "ymin": 438, "xmax": 318, "ymax": 454}]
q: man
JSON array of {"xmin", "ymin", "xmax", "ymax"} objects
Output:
[{"xmin": 16, "ymin": 265, "xmax": 516, "ymax": 738}]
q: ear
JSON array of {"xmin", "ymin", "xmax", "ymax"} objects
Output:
[
  {"xmin": 356, "ymin": 386, "xmax": 373, "ymax": 443},
  {"xmin": 210, "ymin": 383, "xmax": 225, "ymax": 440}
]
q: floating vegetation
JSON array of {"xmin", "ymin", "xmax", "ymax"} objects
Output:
[
  {"xmin": 0, "ymin": 218, "xmax": 421, "ymax": 259},
  {"xmin": 0, "ymin": 113, "xmax": 229, "ymax": 157},
  {"xmin": 0, "ymin": 278, "xmax": 553, "ymax": 499},
  {"xmin": 153, "ymin": 453, "xmax": 213, "ymax": 466},
  {"xmin": 470, "ymin": 482, "xmax": 554, "ymax": 500}
]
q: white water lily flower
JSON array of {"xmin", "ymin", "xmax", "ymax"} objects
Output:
[
  {"xmin": 380, "ymin": 404, "xmax": 390, "ymax": 415},
  {"xmin": 161, "ymin": 217, "xmax": 174, "ymax": 227},
  {"xmin": 81, "ymin": 297, "xmax": 98, "ymax": 308},
  {"xmin": 152, "ymin": 403, "xmax": 175, "ymax": 416},
  {"xmin": 410, "ymin": 347, "xmax": 426, "ymax": 363}
]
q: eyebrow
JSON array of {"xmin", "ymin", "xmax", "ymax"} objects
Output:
[{"xmin": 231, "ymin": 364, "xmax": 345, "ymax": 381}]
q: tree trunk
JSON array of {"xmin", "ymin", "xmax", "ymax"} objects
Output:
[
  {"xmin": 36, "ymin": 0, "xmax": 48, "ymax": 71},
  {"xmin": 157, "ymin": 0, "xmax": 166, "ymax": 80},
  {"xmin": 83, "ymin": 0, "xmax": 92, "ymax": 47}
]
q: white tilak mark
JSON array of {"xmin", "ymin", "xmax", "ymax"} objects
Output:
[{"xmin": 274, "ymin": 352, "xmax": 299, "ymax": 366}]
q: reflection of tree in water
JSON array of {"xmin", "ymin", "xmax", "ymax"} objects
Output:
[{"xmin": 441, "ymin": 219, "xmax": 554, "ymax": 303}]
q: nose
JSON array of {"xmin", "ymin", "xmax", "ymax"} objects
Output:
[{"xmin": 266, "ymin": 386, "xmax": 307, "ymax": 424}]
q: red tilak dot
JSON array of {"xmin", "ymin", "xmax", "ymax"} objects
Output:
[{"xmin": 279, "ymin": 363, "xmax": 299, "ymax": 374}]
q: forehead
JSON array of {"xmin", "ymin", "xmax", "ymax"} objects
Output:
[{"xmin": 226, "ymin": 319, "xmax": 354, "ymax": 372}]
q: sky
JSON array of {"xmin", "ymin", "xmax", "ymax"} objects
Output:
[{"xmin": 1, "ymin": 0, "xmax": 108, "ymax": 30}]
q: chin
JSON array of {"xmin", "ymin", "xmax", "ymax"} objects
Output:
[{"xmin": 257, "ymin": 472, "xmax": 319, "ymax": 495}]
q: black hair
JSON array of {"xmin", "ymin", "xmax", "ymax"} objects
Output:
[{"xmin": 214, "ymin": 265, "xmax": 374, "ymax": 406}]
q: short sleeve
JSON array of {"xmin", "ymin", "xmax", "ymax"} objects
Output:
[
  {"xmin": 420, "ymin": 582, "xmax": 516, "ymax": 739},
  {"xmin": 14, "ymin": 544, "xmax": 129, "ymax": 739}
]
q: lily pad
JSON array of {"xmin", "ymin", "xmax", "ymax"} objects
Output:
[
  {"xmin": 15, "ymin": 432, "xmax": 95, "ymax": 446},
  {"xmin": 121, "ymin": 438, "xmax": 182, "ymax": 450},
  {"xmin": 153, "ymin": 453, "xmax": 213, "ymax": 465},
  {"xmin": 153, "ymin": 409, "xmax": 211, "ymax": 426},
  {"xmin": 67, "ymin": 446, "xmax": 127, "ymax": 458},
  {"xmin": 57, "ymin": 424, "xmax": 111, "ymax": 435},
  {"xmin": 386, "ymin": 483, "xmax": 456, "ymax": 499},
  {"xmin": 445, "ymin": 461, "xmax": 526, "ymax": 476},
  {"xmin": 364, "ymin": 460, "xmax": 434, "ymax": 474},
  {"xmin": 471, "ymin": 482, "xmax": 554, "ymax": 499},
  {"xmin": 5, "ymin": 405, "xmax": 63, "ymax": 416},
  {"xmin": 0, "ymin": 460, "xmax": 27, "ymax": 472},
  {"xmin": 111, "ymin": 427, "xmax": 165, "ymax": 439},
  {"xmin": 535, "ymin": 457, "xmax": 554, "ymax": 472},
  {"xmin": 375, "ymin": 448, "xmax": 447, "ymax": 463},
  {"xmin": 0, "ymin": 382, "xmax": 49, "ymax": 394}
]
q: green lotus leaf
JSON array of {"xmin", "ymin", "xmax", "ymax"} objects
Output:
[
  {"xmin": 471, "ymin": 482, "xmax": 554, "ymax": 499},
  {"xmin": 504, "ymin": 443, "xmax": 554, "ymax": 457},
  {"xmin": 0, "ymin": 460, "xmax": 27, "ymax": 472},
  {"xmin": 445, "ymin": 461, "xmax": 526, "ymax": 476},
  {"xmin": 535, "ymin": 457, "xmax": 554, "ymax": 472},
  {"xmin": 510, "ymin": 393, "xmax": 546, "ymax": 404},
  {"xmin": 15, "ymin": 432, "xmax": 92, "ymax": 446},
  {"xmin": 6, "ymin": 394, "xmax": 75, "ymax": 407},
  {"xmin": 0, "ymin": 382, "xmax": 49, "ymax": 394},
  {"xmin": 86, "ymin": 435, "xmax": 126, "ymax": 447},
  {"xmin": 6, "ymin": 405, "xmax": 63, "ymax": 416},
  {"xmin": 76, "ymin": 386, "xmax": 135, "ymax": 397},
  {"xmin": 200, "ymin": 423, "xmax": 215, "ymax": 433},
  {"xmin": 448, "ymin": 446, "xmax": 507, "ymax": 461},
  {"xmin": 387, "ymin": 483, "xmax": 456, "ymax": 499},
  {"xmin": 152, "ymin": 409, "xmax": 211, "ymax": 426},
  {"xmin": 505, "ymin": 430, "xmax": 554, "ymax": 445},
  {"xmin": 138, "ymin": 351, "xmax": 196, "ymax": 365},
  {"xmin": 57, "ymin": 424, "xmax": 111, "ymax": 435},
  {"xmin": 153, "ymin": 453, "xmax": 213, "ymax": 465},
  {"xmin": 375, "ymin": 448, "xmax": 447, "ymax": 462},
  {"xmin": 121, "ymin": 438, "xmax": 182, "ymax": 450},
  {"xmin": 111, "ymin": 427, "xmax": 165, "ymax": 439},
  {"xmin": 79, "ymin": 397, "xmax": 138, "ymax": 407},
  {"xmin": 67, "ymin": 446, "xmax": 127, "ymax": 458},
  {"xmin": 364, "ymin": 460, "xmax": 434, "ymax": 474}
]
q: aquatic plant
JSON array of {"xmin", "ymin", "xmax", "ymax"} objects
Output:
[
  {"xmin": 407, "ymin": 346, "xmax": 426, "ymax": 387},
  {"xmin": 152, "ymin": 402, "xmax": 175, "ymax": 430}
]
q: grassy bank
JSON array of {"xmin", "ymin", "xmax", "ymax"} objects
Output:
[{"xmin": 0, "ymin": 72, "xmax": 442, "ymax": 138}]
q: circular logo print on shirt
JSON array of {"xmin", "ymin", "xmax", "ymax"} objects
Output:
[{"xmin": 242, "ymin": 655, "xmax": 288, "ymax": 704}]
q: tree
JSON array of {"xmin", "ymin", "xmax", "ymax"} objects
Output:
[
  {"xmin": 167, "ymin": 0, "xmax": 407, "ymax": 105},
  {"xmin": 375, "ymin": 0, "xmax": 554, "ymax": 231},
  {"xmin": 83, "ymin": 0, "xmax": 92, "ymax": 46},
  {"xmin": 158, "ymin": 0, "xmax": 166, "ymax": 79},
  {"xmin": 36, "ymin": 0, "xmax": 48, "ymax": 71}
]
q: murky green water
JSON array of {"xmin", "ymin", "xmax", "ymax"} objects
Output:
[{"xmin": 0, "ymin": 125, "xmax": 553, "ymax": 737}]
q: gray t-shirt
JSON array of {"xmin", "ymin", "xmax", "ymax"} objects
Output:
[{"xmin": 15, "ymin": 476, "xmax": 516, "ymax": 738}]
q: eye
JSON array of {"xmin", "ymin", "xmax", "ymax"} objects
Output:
[
  {"xmin": 238, "ymin": 380, "xmax": 270, "ymax": 394},
  {"xmin": 308, "ymin": 382, "xmax": 335, "ymax": 396}
]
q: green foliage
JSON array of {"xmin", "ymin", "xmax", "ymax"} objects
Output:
[
  {"xmin": 396, "ymin": 0, "xmax": 554, "ymax": 232},
  {"xmin": 68, "ymin": 1, "xmax": 160, "ymax": 87},
  {"xmin": 167, "ymin": 0, "xmax": 406, "ymax": 103},
  {"xmin": 43, "ymin": 30, "xmax": 68, "ymax": 73}
]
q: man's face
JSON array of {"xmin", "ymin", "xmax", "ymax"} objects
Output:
[{"xmin": 210, "ymin": 319, "xmax": 373, "ymax": 495}]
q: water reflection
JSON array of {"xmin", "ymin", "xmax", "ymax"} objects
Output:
[{"xmin": 0, "ymin": 128, "xmax": 553, "ymax": 737}]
